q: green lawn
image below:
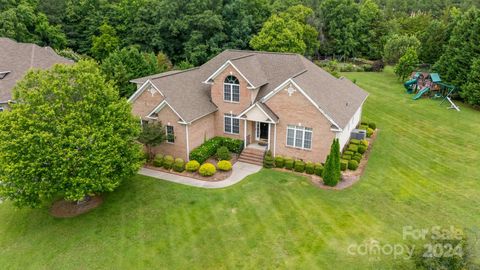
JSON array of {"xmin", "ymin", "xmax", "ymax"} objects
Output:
[{"xmin": 1, "ymin": 68, "xmax": 479, "ymax": 269}]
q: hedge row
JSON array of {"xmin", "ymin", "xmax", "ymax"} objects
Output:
[
  {"xmin": 189, "ymin": 137, "xmax": 243, "ymax": 164},
  {"xmin": 154, "ymin": 153, "xmax": 233, "ymax": 176},
  {"xmin": 266, "ymin": 154, "xmax": 324, "ymax": 177},
  {"xmin": 340, "ymin": 138, "xmax": 369, "ymax": 171}
]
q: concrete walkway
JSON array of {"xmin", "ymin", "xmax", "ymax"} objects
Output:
[{"xmin": 139, "ymin": 161, "xmax": 262, "ymax": 189}]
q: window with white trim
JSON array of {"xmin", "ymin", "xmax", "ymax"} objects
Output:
[
  {"xmin": 223, "ymin": 75, "xmax": 240, "ymax": 102},
  {"xmin": 224, "ymin": 113, "xmax": 239, "ymax": 134},
  {"xmin": 166, "ymin": 125, "xmax": 175, "ymax": 143},
  {"xmin": 286, "ymin": 125, "xmax": 312, "ymax": 149}
]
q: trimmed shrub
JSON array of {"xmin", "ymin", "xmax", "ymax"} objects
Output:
[
  {"xmin": 305, "ymin": 162, "xmax": 315, "ymax": 174},
  {"xmin": 368, "ymin": 122, "xmax": 376, "ymax": 130},
  {"xmin": 216, "ymin": 146, "xmax": 231, "ymax": 161},
  {"xmin": 352, "ymin": 155, "xmax": 361, "ymax": 163},
  {"xmin": 361, "ymin": 139, "xmax": 369, "ymax": 147},
  {"xmin": 367, "ymin": 128, "xmax": 374, "ymax": 138},
  {"xmin": 163, "ymin": 155, "xmax": 174, "ymax": 170},
  {"xmin": 350, "ymin": 139, "xmax": 361, "ymax": 145},
  {"xmin": 284, "ymin": 158, "xmax": 294, "ymax": 170},
  {"xmin": 189, "ymin": 137, "xmax": 243, "ymax": 164},
  {"xmin": 263, "ymin": 151, "xmax": 275, "ymax": 168},
  {"xmin": 185, "ymin": 160, "xmax": 200, "ymax": 172},
  {"xmin": 357, "ymin": 145, "xmax": 367, "ymax": 154},
  {"xmin": 348, "ymin": 160, "xmax": 359, "ymax": 170},
  {"xmin": 199, "ymin": 163, "xmax": 216, "ymax": 176},
  {"xmin": 274, "ymin": 156, "xmax": 285, "ymax": 168},
  {"xmin": 359, "ymin": 125, "xmax": 368, "ymax": 130},
  {"xmin": 173, "ymin": 158, "xmax": 185, "ymax": 172},
  {"xmin": 153, "ymin": 154, "xmax": 164, "ymax": 167},
  {"xmin": 340, "ymin": 159, "xmax": 348, "ymax": 171},
  {"xmin": 294, "ymin": 160, "xmax": 305, "ymax": 173},
  {"xmin": 344, "ymin": 150, "xmax": 354, "ymax": 156},
  {"xmin": 314, "ymin": 163, "xmax": 324, "ymax": 176},
  {"xmin": 361, "ymin": 121, "xmax": 369, "ymax": 126},
  {"xmin": 217, "ymin": 160, "xmax": 232, "ymax": 171},
  {"xmin": 342, "ymin": 154, "xmax": 352, "ymax": 160},
  {"xmin": 142, "ymin": 151, "xmax": 150, "ymax": 163},
  {"xmin": 348, "ymin": 144, "xmax": 358, "ymax": 153}
]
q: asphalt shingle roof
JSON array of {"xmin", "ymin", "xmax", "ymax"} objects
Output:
[
  {"xmin": 0, "ymin": 38, "xmax": 73, "ymax": 103},
  {"xmin": 131, "ymin": 50, "xmax": 368, "ymax": 128}
]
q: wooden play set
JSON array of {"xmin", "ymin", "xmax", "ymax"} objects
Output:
[{"xmin": 404, "ymin": 72, "xmax": 460, "ymax": 111}]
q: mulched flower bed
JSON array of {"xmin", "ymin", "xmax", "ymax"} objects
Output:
[
  {"xmin": 145, "ymin": 154, "xmax": 238, "ymax": 182},
  {"xmin": 50, "ymin": 196, "xmax": 103, "ymax": 218},
  {"xmin": 274, "ymin": 129, "xmax": 379, "ymax": 190}
]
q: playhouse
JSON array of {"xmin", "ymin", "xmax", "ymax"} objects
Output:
[{"xmin": 404, "ymin": 72, "xmax": 460, "ymax": 111}]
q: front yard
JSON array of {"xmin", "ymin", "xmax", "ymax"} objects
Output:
[{"xmin": 0, "ymin": 67, "xmax": 479, "ymax": 269}]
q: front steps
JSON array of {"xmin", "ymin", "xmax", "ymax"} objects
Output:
[{"xmin": 238, "ymin": 147, "xmax": 265, "ymax": 166}]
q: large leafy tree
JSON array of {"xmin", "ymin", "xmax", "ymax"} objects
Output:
[
  {"xmin": 356, "ymin": 0, "xmax": 387, "ymax": 60},
  {"xmin": 418, "ymin": 20, "xmax": 449, "ymax": 64},
  {"xmin": 0, "ymin": 0, "xmax": 66, "ymax": 49},
  {"xmin": 250, "ymin": 5, "xmax": 319, "ymax": 55},
  {"xmin": 394, "ymin": 47, "xmax": 419, "ymax": 81},
  {"xmin": 100, "ymin": 46, "xmax": 161, "ymax": 98},
  {"xmin": 91, "ymin": 22, "xmax": 120, "ymax": 60},
  {"xmin": 461, "ymin": 58, "xmax": 480, "ymax": 106},
  {"xmin": 434, "ymin": 7, "xmax": 480, "ymax": 88},
  {"xmin": 320, "ymin": 0, "xmax": 359, "ymax": 59},
  {"xmin": 0, "ymin": 60, "xmax": 143, "ymax": 208},
  {"xmin": 383, "ymin": 34, "xmax": 420, "ymax": 64}
]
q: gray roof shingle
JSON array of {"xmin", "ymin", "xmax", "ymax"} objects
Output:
[
  {"xmin": 0, "ymin": 38, "xmax": 73, "ymax": 103},
  {"xmin": 131, "ymin": 50, "xmax": 368, "ymax": 128}
]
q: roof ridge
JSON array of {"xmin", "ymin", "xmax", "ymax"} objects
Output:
[
  {"xmin": 230, "ymin": 54, "xmax": 256, "ymax": 61},
  {"xmin": 224, "ymin": 49, "xmax": 299, "ymax": 56},
  {"xmin": 291, "ymin": 69, "xmax": 308, "ymax": 79},
  {"xmin": 149, "ymin": 67, "xmax": 200, "ymax": 80}
]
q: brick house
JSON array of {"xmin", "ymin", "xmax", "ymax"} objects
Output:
[
  {"xmin": 129, "ymin": 50, "xmax": 368, "ymax": 164},
  {"xmin": 0, "ymin": 38, "xmax": 73, "ymax": 111}
]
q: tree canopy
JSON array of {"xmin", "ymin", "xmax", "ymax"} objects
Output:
[{"xmin": 0, "ymin": 60, "xmax": 143, "ymax": 208}]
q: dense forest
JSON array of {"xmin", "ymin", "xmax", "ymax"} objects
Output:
[{"xmin": 1, "ymin": 0, "xmax": 480, "ymax": 106}]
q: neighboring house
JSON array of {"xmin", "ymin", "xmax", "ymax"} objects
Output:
[
  {"xmin": 129, "ymin": 50, "xmax": 368, "ymax": 163},
  {"xmin": 0, "ymin": 38, "xmax": 73, "ymax": 111}
]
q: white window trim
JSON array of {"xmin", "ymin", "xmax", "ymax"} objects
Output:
[
  {"xmin": 224, "ymin": 114, "xmax": 240, "ymax": 135},
  {"xmin": 223, "ymin": 81, "xmax": 240, "ymax": 103},
  {"xmin": 0, "ymin": 105, "xmax": 4, "ymax": 112},
  {"xmin": 286, "ymin": 125, "xmax": 313, "ymax": 150},
  {"xmin": 166, "ymin": 125, "xmax": 175, "ymax": 144}
]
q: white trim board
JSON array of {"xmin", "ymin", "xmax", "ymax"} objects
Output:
[
  {"xmin": 261, "ymin": 78, "xmax": 341, "ymax": 130},
  {"xmin": 238, "ymin": 103, "xmax": 277, "ymax": 123},
  {"xmin": 146, "ymin": 100, "xmax": 187, "ymax": 124},
  {"xmin": 203, "ymin": 60, "xmax": 256, "ymax": 89},
  {"xmin": 127, "ymin": 80, "xmax": 164, "ymax": 103}
]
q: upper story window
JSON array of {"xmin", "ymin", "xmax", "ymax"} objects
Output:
[
  {"xmin": 286, "ymin": 125, "xmax": 312, "ymax": 150},
  {"xmin": 224, "ymin": 75, "xmax": 240, "ymax": 102}
]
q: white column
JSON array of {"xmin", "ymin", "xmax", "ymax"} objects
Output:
[
  {"xmin": 244, "ymin": 119, "xmax": 247, "ymax": 148},
  {"xmin": 273, "ymin": 123, "xmax": 277, "ymax": 156},
  {"xmin": 267, "ymin": 123, "xmax": 271, "ymax": 150},
  {"xmin": 185, "ymin": 124, "xmax": 190, "ymax": 161}
]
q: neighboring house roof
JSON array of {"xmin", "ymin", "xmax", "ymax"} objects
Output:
[
  {"xmin": 130, "ymin": 50, "xmax": 368, "ymax": 128},
  {"xmin": 0, "ymin": 38, "xmax": 73, "ymax": 103}
]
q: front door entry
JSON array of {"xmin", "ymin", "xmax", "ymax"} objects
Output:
[{"xmin": 256, "ymin": 122, "xmax": 269, "ymax": 140}]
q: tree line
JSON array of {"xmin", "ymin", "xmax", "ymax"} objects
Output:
[{"xmin": 1, "ymin": 0, "xmax": 479, "ymax": 106}]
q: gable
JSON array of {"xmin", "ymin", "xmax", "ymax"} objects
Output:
[{"xmin": 130, "ymin": 81, "xmax": 165, "ymax": 119}]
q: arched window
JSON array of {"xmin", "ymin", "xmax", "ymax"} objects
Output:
[{"xmin": 224, "ymin": 75, "xmax": 240, "ymax": 102}]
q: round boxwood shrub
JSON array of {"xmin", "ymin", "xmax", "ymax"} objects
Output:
[
  {"xmin": 348, "ymin": 160, "xmax": 359, "ymax": 170},
  {"xmin": 342, "ymin": 154, "xmax": 352, "ymax": 160},
  {"xmin": 294, "ymin": 160, "xmax": 305, "ymax": 173},
  {"xmin": 359, "ymin": 124, "xmax": 368, "ymax": 130},
  {"xmin": 305, "ymin": 162, "xmax": 315, "ymax": 174},
  {"xmin": 216, "ymin": 146, "xmax": 231, "ymax": 161},
  {"xmin": 367, "ymin": 128, "xmax": 374, "ymax": 138},
  {"xmin": 361, "ymin": 139, "xmax": 369, "ymax": 147},
  {"xmin": 344, "ymin": 150, "xmax": 354, "ymax": 156},
  {"xmin": 173, "ymin": 158, "xmax": 185, "ymax": 172},
  {"xmin": 314, "ymin": 163, "xmax": 324, "ymax": 176},
  {"xmin": 163, "ymin": 155, "xmax": 174, "ymax": 170},
  {"xmin": 274, "ymin": 156, "xmax": 284, "ymax": 168},
  {"xmin": 350, "ymin": 139, "xmax": 361, "ymax": 145},
  {"xmin": 357, "ymin": 145, "xmax": 367, "ymax": 154},
  {"xmin": 348, "ymin": 144, "xmax": 358, "ymax": 153},
  {"xmin": 284, "ymin": 158, "xmax": 294, "ymax": 170},
  {"xmin": 153, "ymin": 153, "xmax": 164, "ymax": 167},
  {"xmin": 361, "ymin": 121, "xmax": 369, "ymax": 126},
  {"xmin": 368, "ymin": 122, "xmax": 376, "ymax": 130},
  {"xmin": 352, "ymin": 155, "xmax": 361, "ymax": 163},
  {"xmin": 217, "ymin": 160, "xmax": 232, "ymax": 171},
  {"xmin": 199, "ymin": 163, "xmax": 216, "ymax": 176},
  {"xmin": 185, "ymin": 160, "xmax": 200, "ymax": 172},
  {"xmin": 340, "ymin": 159, "xmax": 348, "ymax": 171},
  {"xmin": 263, "ymin": 151, "xmax": 274, "ymax": 168}
]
